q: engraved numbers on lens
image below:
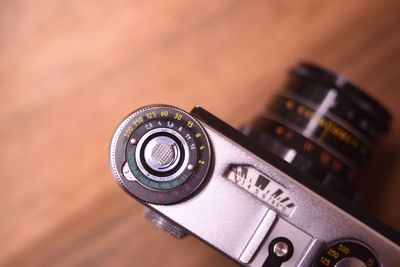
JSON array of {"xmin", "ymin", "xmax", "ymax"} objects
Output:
[{"xmin": 115, "ymin": 105, "xmax": 211, "ymax": 204}]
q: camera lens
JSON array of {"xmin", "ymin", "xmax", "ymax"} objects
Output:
[{"xmin": 243, "ymin": 63, "xmax": 391, "ymax": 199}]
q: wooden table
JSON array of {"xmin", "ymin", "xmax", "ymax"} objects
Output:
[{"xmin": 1, "ymin": 1, "xmax": 399, "ymax": 266}]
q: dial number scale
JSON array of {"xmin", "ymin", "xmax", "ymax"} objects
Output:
[
  {"xmin": 316, "ymin": 241, "xmax": 379, "ymax": 267},
  {"xmin": 113, "ymin": 105, "xmax": 211, "ymax": 204}
]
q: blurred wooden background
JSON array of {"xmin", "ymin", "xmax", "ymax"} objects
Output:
[{"xmin": 0, "ymin": 1, "xmax": 399, "ymax": 266}]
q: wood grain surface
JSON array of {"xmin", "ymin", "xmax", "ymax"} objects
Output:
[{"xmin": 0, "ymin": 1, "xmax": 399, "ymax": 266}]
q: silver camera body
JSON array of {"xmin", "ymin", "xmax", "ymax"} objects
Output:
[{"xmin": 109, "ymin": 104, "xmax": 399, "ymax": 267}]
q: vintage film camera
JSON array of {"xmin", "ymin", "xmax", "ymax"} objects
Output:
[{"xmin": 109, "ymin": 64, "xmax": 399, "ymax": 266}]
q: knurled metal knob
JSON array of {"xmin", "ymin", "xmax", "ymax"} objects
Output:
[
  {"xmin": 143, "ymin": 207, "xmax": 188, "ymax": 239},
  {"xmin": 335, "ymin": 258, "xmax": 367, "ymax": 267}
]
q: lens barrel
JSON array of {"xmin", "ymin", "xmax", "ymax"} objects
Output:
[{"xmin": 244, "ymin": 63, "xmax": 391, "ymax": 199}]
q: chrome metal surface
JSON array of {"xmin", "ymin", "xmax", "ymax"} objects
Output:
[
  {"xmin": 143, "ymin": 136, "xmax": 180, "ymax": 172},
  {"xmin": 130, "ymin": 138, "xmax": 138, "ymax": 145},
  {"xmin": 297, "ymin": 238, "xmax": 324, "ymax": 267},
  {"xmin": 273, "ymin": 241, "xmax": 289, "ymax": 257},
  {"xmin": 239, "ymin": 209, "xmax": 277, "ymax": 264},
  {"xmin": 135, "ymin": 128, "xmax": 189, "ymax": 182},
  {"xmin": 282, "ymin": 148, "xmax": 297, "ymax": 163},
  {"xmin": 187, "ymin": 164, "xmax": 194, "ymax": 170},
  {"xmin": 122, "ymin": 162, "xmax": 136, "ymax": 181}
]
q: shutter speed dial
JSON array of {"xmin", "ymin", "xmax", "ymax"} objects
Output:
[
  {"xmin": 110, "ymin": 105, "xmax": 211, "ymax": 204},
  {"xmin": 315, "ymin": 240, "xmax": 379, "ymax": 267}
]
